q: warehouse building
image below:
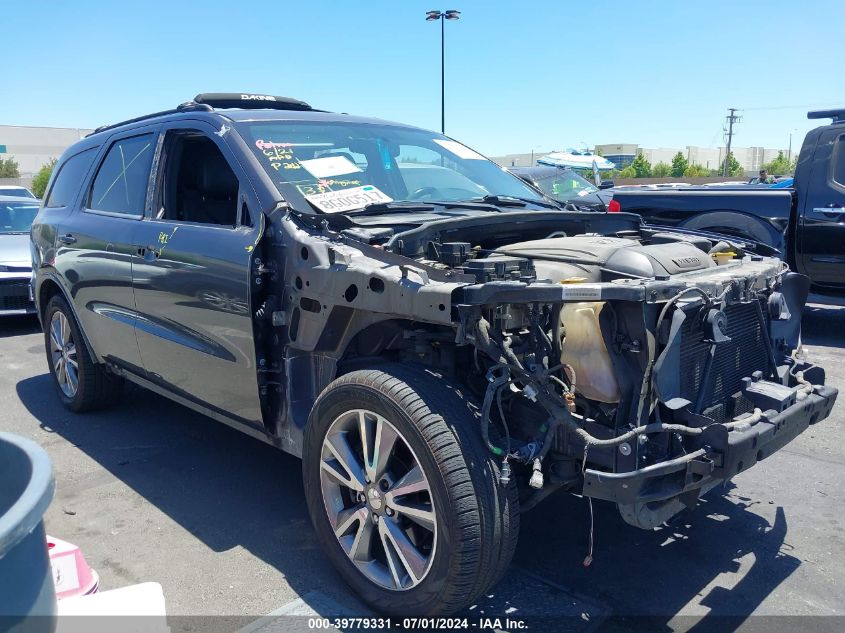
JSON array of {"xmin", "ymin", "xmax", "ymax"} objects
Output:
[{"xmin": 0, "ymin": 125, "xmax": 93, "ymax": 180}]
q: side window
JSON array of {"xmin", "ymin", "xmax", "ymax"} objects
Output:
[
  {"xmin": 157, "ymin": 131, "xmax": 240, "ymax": 226},
  {"xmin": 44, "ymin": 148, "xmax": 97, "ymax": 208},
  {"xmin": 833, "ymin": 135, "xmax": 845, "ymax": 188},
  {"xmin": 88, "ymin": 134, "xmax": 156, "ymax": 215}
]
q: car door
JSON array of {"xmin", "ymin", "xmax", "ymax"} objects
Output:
[
  {"xmin": 57, "ymin": 129, "xmax": 159, "ymax": 373},
  {"xmin": 131, "ymin": 121, "xmax": 264, "ymax": 426},
  {"xmin": 799, "ymin": 129, "xmax": 845, "ymax": 285}
]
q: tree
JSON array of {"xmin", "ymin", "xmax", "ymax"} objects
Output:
[
  {"xmin": 618, "ymin": 165, "xmax": 637, "ymax": 179},
  {"xmin": 670, "ymin": 151, "xmax": 688, "ymax": 178},
  {"xmin": 652, "ymin": 161, "xmax": 671, "ymax": 177},
  {"xmin": 0, "ymin": 157, "xmax": 20, "ymax": 178},
  {"xmin": 630, "ymin": 153, "xmax": 652, "ymax": 178},
  {"xmin": 31, "ymin": 159, "xmax": 57, "ymax": 199},
  {"xmin": 723, "ymin": 152, "xmax": 744, "ymax": 177},
  {"xmin": 683, "ymin": 163, "xmax": 710, "ymax": 177},
  {"xmin": 761, "ymin": 150, "xmax": 793, "ymax": 175}
]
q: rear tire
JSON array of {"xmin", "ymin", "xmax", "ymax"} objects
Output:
[
  {"xmin": 302, "ymin": 364, "xmax": 519, "ymax": 616},
  {"xmin": 44, "ymin": 294, "xmax": 123, "ymax": 412}
]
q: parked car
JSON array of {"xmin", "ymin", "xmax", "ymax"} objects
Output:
[
  {"xmin": 0, "ymin": 186, "xmax": 37, "ymax": 199},
  {"xmin": 0, "ymin": 195, "xmax": 38, "ymax": 314},
  {"xmin": 509, "ymin": 165, "xmax": 612, "ymax": 210},
  {"xmin": 31, "ymin": 94, "xmax": 837, "ymax": 616},
  {"xmin": 608, "ymin": 108, "xmax": 845, "ymax": 290}
]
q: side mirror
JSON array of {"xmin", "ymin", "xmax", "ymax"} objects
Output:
[{"xmin": 599, "ymin": 180, "xmax": 615, "ymax": 190}]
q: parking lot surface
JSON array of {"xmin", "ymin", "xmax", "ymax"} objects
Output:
[{"xmin": 2, "ymin": 301, "xmax": 844, "ymax": 631}]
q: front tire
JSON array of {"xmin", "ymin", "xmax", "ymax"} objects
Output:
[
  {"xmin": 44, "ymin": 295, "xmax": 123, "ymax": 412},
  {"xmin": 302, "ymin": 364, "xmax": 518, "ymax": 616}
]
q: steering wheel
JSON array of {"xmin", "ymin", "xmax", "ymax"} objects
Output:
[{"xmin": 407, "ymin": 187, "xmax": 441, "ymax": 200}]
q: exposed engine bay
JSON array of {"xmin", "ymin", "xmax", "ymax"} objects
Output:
[{"xmin": 262, "ymin": 209, "xmax": 838, "ymax": 528}]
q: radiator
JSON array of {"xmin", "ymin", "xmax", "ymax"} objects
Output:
[{"xmin": 679, "ymin": 302, "xmax": 768, "ymax": 423}]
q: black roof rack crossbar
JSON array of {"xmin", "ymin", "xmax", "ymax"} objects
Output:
[
  {"xmin": 194, "ymin": 93, "xmax": 312, "ymax": 111},
  {"xmin": 808, "ymin": 108, "xmax": 845, "ymax": 123},
  {"xmin": 88, "ymin": 102, "xmax": 212, "ymax": 136}
]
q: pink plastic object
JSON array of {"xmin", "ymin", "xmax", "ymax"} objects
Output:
[{"xmin": 46, "ymin": 535, "xmax": 99, "ymax": 599}]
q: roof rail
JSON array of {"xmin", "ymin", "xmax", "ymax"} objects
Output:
[
  {"xmin": 807, "ymin": 108, "xmax": 845, "ymax": 123},
  {"xmin": 88, "ymin": 102, "xmax": 212, "ymax": 137},
  {"xmin": 194, "ymin": 93, "xmax": 312, "ymax": 111},
  {"xmin": 87, "ymin": 94, "xmax": 315, "ymax": 138}
]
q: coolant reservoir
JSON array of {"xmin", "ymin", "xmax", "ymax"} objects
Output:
[{"xmin": 560, "ymin": 302, "xmax": 621, "ymax": 403}]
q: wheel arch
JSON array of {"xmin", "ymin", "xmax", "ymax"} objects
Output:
[
  {"xmin": 36, "ymin": 272, "xmax": 103, "ymax": 364},
  {"xmin": 677, "ymin": 210, "xmax": 785, "ymax": 251},
  {"xmin": 279, "ymin": 315, "xmax": 455, "ymax": 457}
]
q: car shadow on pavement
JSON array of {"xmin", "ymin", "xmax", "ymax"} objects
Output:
[
  {"xmin": 16, "ymin": 373, "xmax": 800, "ymax": 631},
  {"xmin": 802, "ymin": 303, "xmax": 845, "ymax": 348},
  {"xmin": 15, "ymin": 373, "xmax": 342, "ymax": 616},
  {"xmin": 516, "ymin": 486, "xmax": 799, "ymax": 631},
  {"xmin": 0, "ymin": 314, "xmax": 40, "ymax": 339}
]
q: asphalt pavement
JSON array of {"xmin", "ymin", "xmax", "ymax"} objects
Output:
[{"xmin": 1, "ymin": 301, "xmax": 843, "ymax": 632}]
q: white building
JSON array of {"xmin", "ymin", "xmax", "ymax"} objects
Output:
[{"xmin": 0, "ymin": 125, "xmax": 93, "ymax": 178}]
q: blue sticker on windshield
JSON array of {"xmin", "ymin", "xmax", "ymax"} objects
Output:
[{"xmin": 377, "ymin": 139, "xmax": 393, "ymax": 171}]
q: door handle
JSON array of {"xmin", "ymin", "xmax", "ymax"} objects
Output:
[
  {"xmin": 812, "ymin": 206, "xmax": 845, "ymax": 215},
  {"xmin": 57, "ymin": 233, "xmax": 77, "ymax": 245},
  {"xmin": 137, "ymin": 246, "xmax": 160, "ymax": 259}
]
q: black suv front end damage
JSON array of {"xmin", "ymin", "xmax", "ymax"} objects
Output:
[
  {"xmin": 269, "ymin": 205, "xmax": 837, "ymax": 528},
  {"xmin": 446, "ymin": 241, "xmax": 837, "ymax": 528}
]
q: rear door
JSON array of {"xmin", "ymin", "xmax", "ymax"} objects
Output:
[
  {"xmin": 58, "ymin": 129, "xmax": 158, "ymax": 372},
  {"xmin": 799, "ymin": 128, "xmax": 845, "ymax": 285},
  {"xmin": 131, "ymin": 121, "xmax": 264, "ymax": 427}
]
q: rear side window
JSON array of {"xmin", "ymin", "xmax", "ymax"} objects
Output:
[
  {"xmin": 833, "ymin": 135, "xmax": 845, "ymax": 187},
  {"xmin": 88, "ymin": 134, "xmax": 156, "ymax": 215},
  {"xmin": 44, "ymin": 148, "xmax": 97, "ymax": 208}
]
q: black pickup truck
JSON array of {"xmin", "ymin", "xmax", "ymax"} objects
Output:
[{"xmin": 609, "ymin": 108, "xmax": 845, "ymax": 290}]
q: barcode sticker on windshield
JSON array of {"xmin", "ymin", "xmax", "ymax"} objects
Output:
[
  {"xmin": 561, "ymin": 285, "xmax": 602, "ymax": 300},
  {"xmin": 433, "ymin": 139, "xmax": 486, "ymax": 160},
  {"xmin": 304, "ymin": 185, "xmax": 392, "ymax": 213}
]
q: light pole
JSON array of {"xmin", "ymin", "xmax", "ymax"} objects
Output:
[
  {"xmin": 426, "ymin": 9, "xmax": 460, "ymax": 134},
  {"xmin": 788, "ymin": 128, "xmax": 798, "ymax": 163}
]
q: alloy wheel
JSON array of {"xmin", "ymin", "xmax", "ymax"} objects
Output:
[
  {"xmin": 319, "ymin": 409, "xmax": 437, "ymax": 591},
  {"xmin": 50, "ymin": 311, "xmax": 79, "ymax": 398}
]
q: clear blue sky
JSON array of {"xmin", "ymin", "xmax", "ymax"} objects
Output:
[{"xmin": 3, "ymin": 0, "xmax": 842, "ymax": 156}]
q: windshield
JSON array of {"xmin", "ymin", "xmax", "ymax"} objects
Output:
[
  {"xmin": 0, "ymin": 201, "xmax": 39, "ymax": 233},
  {"xmin": 530, "ymin": 170, "xmax": 598, "ymax": 200},
  {"xmin": 236, "ymin": 121, "xmax": 546, "ymax": 214},
  {"xmin": 0, "ymin": 188, "xmax": 35, "ymax": 199}
]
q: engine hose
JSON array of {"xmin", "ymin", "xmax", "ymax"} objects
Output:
[
  {"xmin": 480, "ymin": 366, "xmax": 510, "ymax": 457},
  {"xmin": 495, "ymin": 384, "xmax": 513, "ymax": 457},
  {"xmin": 475, "ymin": 317, "xmax": 507, "ymax": 365},
  {"xmin": 794, "ymin": 370, "xmax": 814, "ymax": 401},
  {"xmin": 723, "ymin": 408, "xmax": 763, "ymax": 430}
]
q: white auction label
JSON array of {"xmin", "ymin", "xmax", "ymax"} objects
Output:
[{"xmin": 299, "ymin": 155, "xmax": 362, "ymax": 178}]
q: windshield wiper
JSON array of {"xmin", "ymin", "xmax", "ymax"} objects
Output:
[
  {"xmin": 351, "ymin": 200, "xmax": 504, "ymax": 215},
  {"xmin": 467, "ymin": 195, "xmax": 561, "ymax": 209},
  {"xmin": 349, "ymin": 201, "xmax": 437, "ymax": 216}
]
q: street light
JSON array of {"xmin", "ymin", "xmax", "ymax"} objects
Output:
[
  {"xmin": 788, "ymin": 128, "xmax": 798, "ymax": 163},
  {"xmin": 426, "ymin": 9, "xmax": 460, "ymax": 134}
]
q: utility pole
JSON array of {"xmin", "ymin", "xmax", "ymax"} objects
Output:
[{"xmin": 722, "ymin": 108, "xmax": 741, "ymax": 176}]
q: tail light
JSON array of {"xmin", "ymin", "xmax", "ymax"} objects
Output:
[{"xmin": 607, "ymin": 199, "xmax": 621, "ymax": 213}]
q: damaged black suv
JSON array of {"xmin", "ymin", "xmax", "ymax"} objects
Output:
[{"xmin": 31, "ymin": 94, "xmax": 837, "ymax": 616}]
